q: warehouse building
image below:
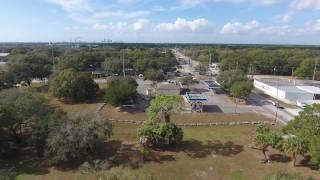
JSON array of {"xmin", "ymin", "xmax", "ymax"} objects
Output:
[
  {"xmin": 254, "ymin": 79, "xmax": 320, "ymax": 106},
  {"xmin": 0, "ymin": 53, "xmax": 9, "ymax": 63}
]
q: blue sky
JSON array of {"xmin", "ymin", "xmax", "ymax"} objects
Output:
[{"xmin": 1, "ymin": 0, "xmax": 320, "ymax": 44}]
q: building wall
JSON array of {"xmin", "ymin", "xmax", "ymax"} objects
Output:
[
  {"xmin": 254, "ymin": 80, "xmax": 285, "ymax": 99},
  {"xmin": 285, "ymin": 92, "xmax": 314, "ymax": 103},
  {"xmin": 254, "ymin": 80, "xmax": 315, "ymax": 105}
]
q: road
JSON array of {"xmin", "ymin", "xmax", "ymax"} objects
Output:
[
  {"xmin": 172, "ymin": 48, "xmax": 295, "ymax": 124},
  {"xmin": 247, "ymin": 93, "xmax": 295, "ymax": 124}
]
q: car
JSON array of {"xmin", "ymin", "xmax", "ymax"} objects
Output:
[
  {"xmin": 297, "ymin": 101, "xmax": 307, "ymax": 109},
  {"xmin": 270, "ymin": 101, "xmax": 284, "ymax": 109}
]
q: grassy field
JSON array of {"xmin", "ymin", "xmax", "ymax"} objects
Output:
[{"xmin": 14, "ymin": 100, "xmax": 319, "ymax": 180}]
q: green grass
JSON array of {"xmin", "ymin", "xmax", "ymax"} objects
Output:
[
  {"xmin": 14, "ymin": 99, "xmax": 319, "ymax": 180},
  {"xmin": 16, "ymin": 123, "xmax": 319, "ymax": 180}
]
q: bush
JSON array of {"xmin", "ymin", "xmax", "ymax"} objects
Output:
[
  {"xmin": 105, "ymin": 77, "xmax": 137, "ymax": 107},
  {"xmin": 49, "ymin": 69, "xmax": 99, "ymax": 101},
  {"xmin": 144, "ymin": 69, "xmax": 164, "ymax": 82},
  {"xmin": 137, "ymin": 122, "xmax": 183, "ymax": 147},
  {"xmin": 46, "ymin": 113, "xmax": 113, "ymax": 163}
]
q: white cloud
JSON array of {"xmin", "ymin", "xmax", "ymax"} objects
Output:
[
  {"xmin": 221, "ymin": 20, "xmax": 260, "ymax": 34},
  {"xmin": 259, "ymin": 25, "xmax": 291, "ymax": 35},
  {"xmin": 156, "ymin": 18, "xmax": 213, "ymax": 32},
  {"xmin": 117, "ymin": 0, "xmax": 141, "ymax": 4},
  {"xmin": 47, "ymin": 0, "xmax": 91, "ymax": 12},
  {"xmin": 301, "ymin": 19, "xmax": 320, "ymax": 32},
  {"xmin": 291, "ymin": 0, "xmax": 320, "ymax": 10},
  {"xmin": 259, "ymin": 0, "xmax": 284, "ymax": 5},
  {"xmin": 221, "ymin": 20, "xmax": 291, "ymax": 35},
  {"xmin": 311, "ymin": 19, "xmax": 320, "ymax": 31},
  {"xmin": 92, "ymin": 22, "xmax": 129, "ymax": 31},
  {"xmin": 133, "ymin": 19, "xmax": 149, "ymax": 31},
  {"xmin": 177, "ymin": 0, "xmax": 284, "ymax": 9},
  {"xmin": 280, "ymin": 15, "xmax": 292, "ymax": 23},
  {"xmin": 92, "ymin": 10, "xmax": 149, "ymax": 20}
]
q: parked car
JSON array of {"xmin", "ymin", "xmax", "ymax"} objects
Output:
[
  {"xmin": 270, "ymin": 101, "xmax": 284, "ymax": 109},
  {"xmin": 297, "ymin": 101, "xmax": 307, "ymax": 109}
]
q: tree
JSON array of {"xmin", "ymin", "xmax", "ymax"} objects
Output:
[
  {"xmin": 294, "ymin": 59, "xmax": 318, "ymax": 80},
  {"xmin": 0, "ymin": 104, "xmax": 21, "ymax": 143},
  {"xmin": 281, "ymin": 136, "xmax": 308, "ymax": 166},
  {"xmin": 8, "ymin": 53, "xmax": 52, "ymax": 84},
  {"xmin": 230, "ymin": 81, "xmax": 253, "ymax": 113},
  {"xmin": 58, "ymin": 51, "xmax": 105, "ymax": 71},
  {"xmin": 253, "ymin": 125, "xmax": 282, "ymax": 163},
  {"xmin": 0, "ymin": 88, "xmax": 53, "ymax": 144},
  {"xmin": 230, "ymin": 81, "xmax": 253, "ymax": 98},
  {"xmin": 105, "ymin": 77, "xmax": 138, "ymax": 107},
  {"xmin": 144, "ymin": 69, "xmax": 164, "ymax": 82},
  {"xmin": 133, "ymin": 59, "xmax": 158, "ymax": 73},
  {"xmin": 0, "ymin": 70, "xmax": 14, "ymax": 90},
  {"xmin": 147, "ymin": 96, "xmax": 184, "ymax": 122},
  {"xmin": 217, "ymin": 70, "xmax": 248, "ymax": 92},
  {"xmin": 180, "ymin": 76, "xmax": 199, "ymax": 89},
  {"xmin": 46, "ymin": 113, "xmax": 112, "ymax": 163},
  {"xmin": 138, "ymin": 96, "xmax": 184, "ymax": 147},
  {"xmin": 49, "ymin": 69, "xmax": 99, "ymax": 101},
  {"xmin": 284, "ymin": 104, "xmax": 320, "ymax": 166},
  {"xmin": 31, "ymin": 110, "xmax": 68, "ymax": 157},
  {"xmin": 137, "ymin": 121, "xmax": 183, "ymax": 147}
]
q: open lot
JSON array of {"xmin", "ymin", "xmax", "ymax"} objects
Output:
[
  {"xmin": 10, "ymin": 97, "xmax": 318, "ymax": 180},
  {"xmin": 16, "ymin": 123, "xmax": 319, "ymax": 180}
]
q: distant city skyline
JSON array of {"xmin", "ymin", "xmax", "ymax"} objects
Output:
[{"xmin": 1, "ymin": 0, "xmax": 320, "ymax": 45}]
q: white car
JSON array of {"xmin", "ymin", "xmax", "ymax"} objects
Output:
[{"xmin": 297, "ymin": 101, "xmax": 307, "ymax": 109}]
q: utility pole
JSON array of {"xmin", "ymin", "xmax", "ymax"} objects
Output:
[
  {"xmin": 50, "ymin": 42, "xmax": 55, "ymax": 72},
  {"xmin": 249, "ymin": 63, "xmax": 253, "ymax": 80},
  {"xmin": 122, "ymin": 49, "xmax": 126, "ymax": 77},
  {"xmin": 313, "ymin": 59, "xmax": 318, "ymax": 81},
  {"xmin": 291, "ymin": 67, "xmax": 295, "ymax": 77},
  {"xmin": 274, "ymin": 66, "xmax": 279, "ymax": 124},
  {"xmin": 236, "ymin": 61, "xmax": 239, "ymax": 71},
  {"xmin": 209, "ymin": 52, "xmax": 212, "ymax": 80}
]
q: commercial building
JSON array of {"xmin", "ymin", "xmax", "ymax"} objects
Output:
[
  {"xmin": 184, "ymin": 93, "xmax": 208, "ymax": 112},
  {"xmin": 0, "ymin": 53, "xmax": 9, "ymax": 63},
  {"xmin": 254, "ymin": 78, "xmax": 320, "ymax": 106}
]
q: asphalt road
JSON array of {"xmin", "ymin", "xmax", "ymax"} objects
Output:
[{"xmin": 173, "ymin": 49, "xmax": 295, "ymax": 124}]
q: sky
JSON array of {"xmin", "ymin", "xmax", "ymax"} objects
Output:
[{"xmin": 1, "ymin": 0, "xmax": 320, "ymax": 44}]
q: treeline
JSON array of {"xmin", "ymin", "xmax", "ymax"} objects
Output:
[
  {"xmin": 184, "ymin": 47, "xmax": 320, "ymax": 80},
  {"xmin": 0, "ymin": 47, "xmax": 177, "ymax": 89}
]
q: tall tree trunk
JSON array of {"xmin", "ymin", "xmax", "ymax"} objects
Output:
[
  {"xmin": 262, "ymin": 147, "xmax": 269, "ymax": 163},
  {"xmin": 9, "ymin": 127, "xmax": 21, "ymax": 144},
  {"xmin": 292, "ymin": 152, "xmax": 297, "ymax": 167}
]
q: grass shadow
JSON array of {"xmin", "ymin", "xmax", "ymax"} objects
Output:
[
  {"xmin": 181, "ymin": 139, "xmax": 243, "ymax": 158},
  {"xmin": 269, "ymin": 154, "xmax": 291, "ymax": 163}
]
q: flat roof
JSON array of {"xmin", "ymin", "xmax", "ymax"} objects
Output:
[
  {"xmin": 297, "ymin": 86, "xmax": 320, "ymax": 94},
  {"xmin": 185, "ymin": 93, "xmax": 208, "ymax": 102},
  {"xmin": 157, "ymin": 82, "xmax": 180, "ymax": 90},
  {"xmin": 0, "ymin": 53, "xmax": 9, "ymax": 57},
  {"xmin": 278, "ymin": 86, "xmax": 310, "ymax": 94},
  {"xmin": 255, "ymin": 78, "xmax": 320, "ymax": 87}
]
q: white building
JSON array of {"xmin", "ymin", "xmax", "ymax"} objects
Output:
[
  {"xmin": 209, "ymin": 63, "xmax": 220, "ymax": 75},
  {"xmin": 254, "ymin": 79, "xmax": 320, "ymax": 106},
  {"xmin": 0, "ymin": 53, "xmax": 9, "ymax": 63}
]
